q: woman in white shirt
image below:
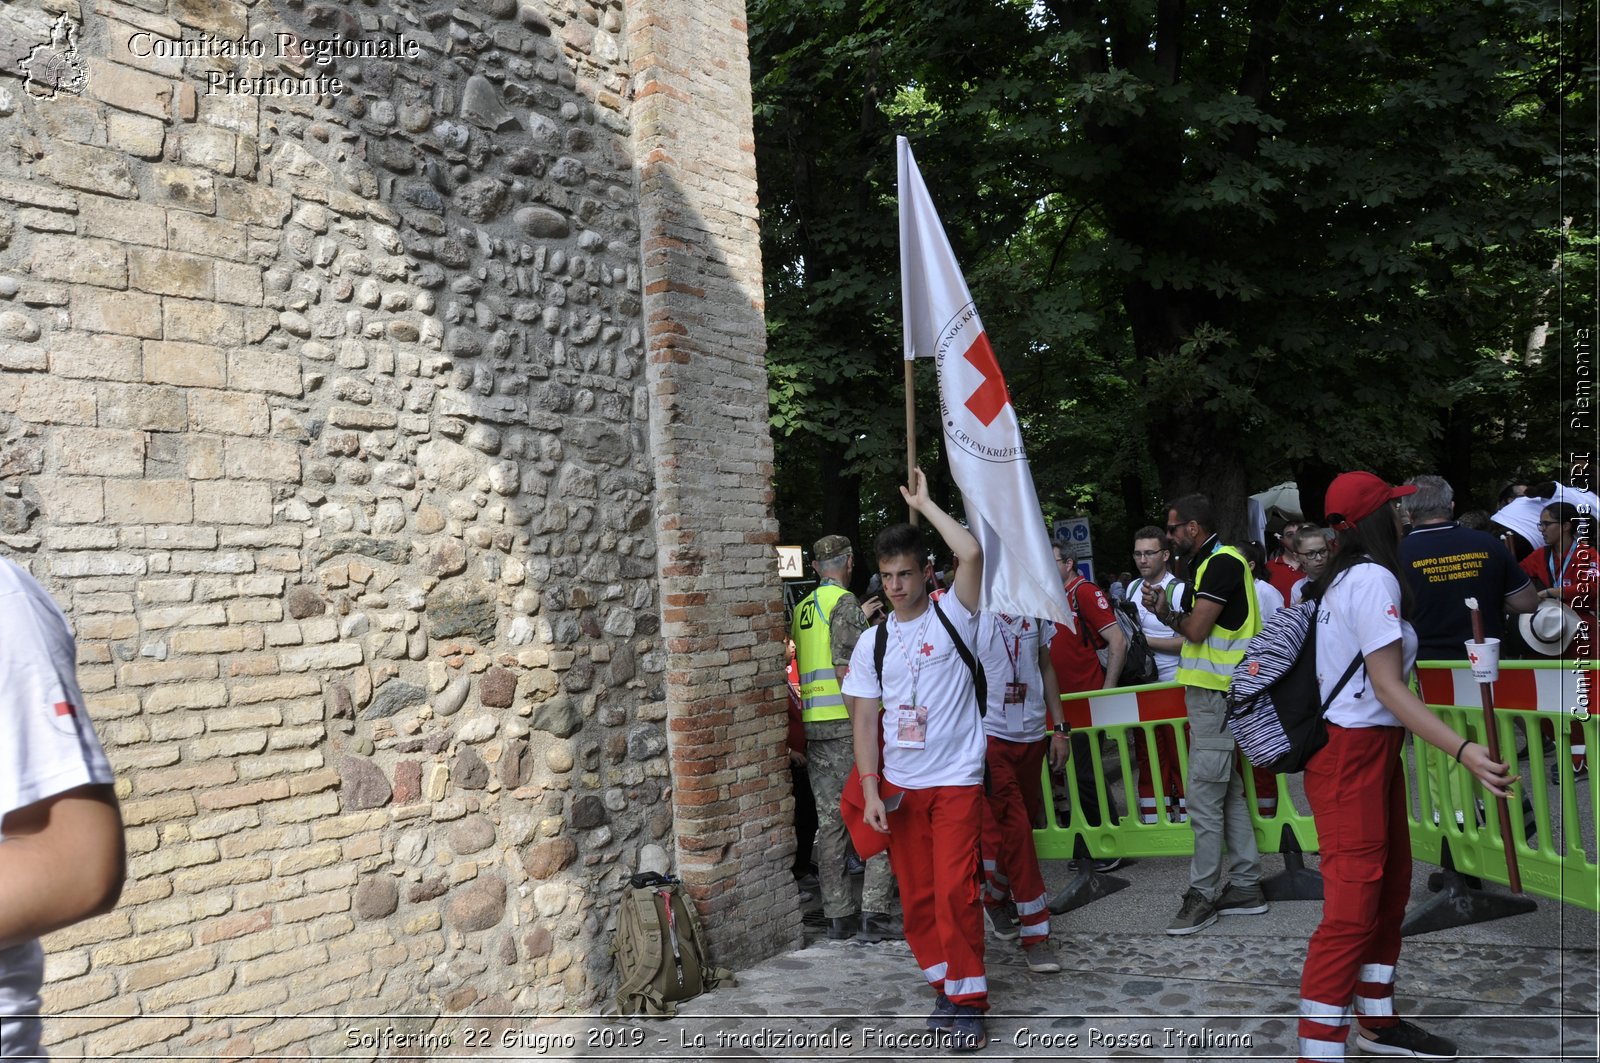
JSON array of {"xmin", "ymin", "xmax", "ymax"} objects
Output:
[{"xmin": 1294, "ymin": 473, "xmax": 1514, "ymax": 1063}]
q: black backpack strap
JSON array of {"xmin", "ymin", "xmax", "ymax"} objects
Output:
[
  {"xmin": 873, "ymin": 619, "xmax": 888, "ymax": 691},
  {"xmin": 931, "ymin": 598, "xmax": 986, "ymax": 718}
]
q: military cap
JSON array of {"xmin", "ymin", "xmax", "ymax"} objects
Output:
[{"xmin": 812, "ymin": 535, "xmax": 853, "ymax": 563}]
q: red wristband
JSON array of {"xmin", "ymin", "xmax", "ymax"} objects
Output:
[{"xmin": 861, "ymin": 772, "xmax": 880, "ymax": 784}]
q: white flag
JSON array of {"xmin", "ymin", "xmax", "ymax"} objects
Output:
[{"xmin": 898, "ymin": 136, "xmax": 1073, "ymax": 629}]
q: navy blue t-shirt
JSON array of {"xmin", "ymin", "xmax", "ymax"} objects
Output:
[{"xmin": 1399, "ymin": 522, "xmax": 1531, "ymax": 660}]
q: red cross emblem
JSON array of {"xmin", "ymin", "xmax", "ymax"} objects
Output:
[
  {"xmin": 1021, "ymin": 619, "xmax": 1031, "ymax": 631},
  {"xmin": 962, "ymin": 331, "xmax": 1011, "ymax": 427},
  {"xmin": 54, "ymin": 701, "xmax": 75, "ymax": 717},
  {"xmin": 920, "ymin": 643, "xmax": 935, "ymax": 656}
]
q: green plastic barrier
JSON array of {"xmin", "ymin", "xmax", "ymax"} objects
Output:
[
  {"xmin": 1413, "ymin": 659, "xmax": 1599, "ymax": 913},
  {"xmin": 1030, "ymin": 662, "xmax": 1599, "ymax": 915}
]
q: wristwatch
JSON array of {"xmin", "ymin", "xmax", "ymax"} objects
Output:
[{"xmin": 1052, "ymin": 722, "xmax": 1070, "ymax": 736}]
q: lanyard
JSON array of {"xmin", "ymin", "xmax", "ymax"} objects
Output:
[
  {"xmin": 995, "ymin": 613, "xmax": 1023, "ymax": 683},
  {"xmin": 889, "ymin": 607, "xmax": 936, "ymax": 705},
  {"xmin": 1553, "ymin": 541, "xmax": 1580, "ymax": 589}
]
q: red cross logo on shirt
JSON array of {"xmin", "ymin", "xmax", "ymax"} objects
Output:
[
  {"xmin": 920, "ymin": 643, "xmax": 935, "ymax": 656},
  {"xmin": 54, "ymin": 701, "xmax": 75, "ymax": 717},
  {"xmin": 1021, "ymin": 619, "xmax": 1031, "ymax": 631}
]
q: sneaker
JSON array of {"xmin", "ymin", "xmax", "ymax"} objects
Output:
[
  {"xmin": 1215, "ymin": 883, "xmax": 1268, "ymax": 916},
  {"xmin": 948, "ymin": 1006, "xmax": 988, "ymax": 1052},
  {"xmin": 826, "ymin": 915, "xmax": 858, "ymax": 940},
  {"xmin": 857, "ymin": 911, "xmax": 901, "ymax": 943},
  {"xmin": 1091, "ymin": 856, "xmax": 1123, "ymax": 873},
  {"xmin": 1354, "ymin": 1020, "xmax": 1458, "ymax": 1059},
  {"xmin": 1165, "ymin": 888, "xmax": 1217, "ymax": 935},
  {"xmin": 926, "ymin": 992, "xmax": 958, "ymax": 1032},
  {"xmin": 1024, "ymin": 942, "xmax": 1062, "ymax": 973},
  {"xmin": 985, "ymin": 901, "xmax": 1020, "ymax": 941},
  {"xmin": 846, "ymin": 852, "xmax": 866, "ymax": 876}
]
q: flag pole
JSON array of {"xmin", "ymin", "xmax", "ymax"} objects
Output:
[{"xmin": 904, "ymin": 359, "xmax": 918, "ymax": 525}]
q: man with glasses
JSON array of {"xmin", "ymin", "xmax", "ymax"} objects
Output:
[
  {"xmin": 1128, "ymin": 527, "xmax": 1188, "ymax": 823},
  {"xmin": 1142, "ymin": 494, "xmax": 1265, "ymax": 934},
  {"xmin": 1399, "ymin": 474, "xmax": 1538, "ymax": 660}
]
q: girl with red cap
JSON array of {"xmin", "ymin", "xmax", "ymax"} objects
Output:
[{"xmin": 1295, "ymin": 471, "xmax": 1516, "ymax": 1063}]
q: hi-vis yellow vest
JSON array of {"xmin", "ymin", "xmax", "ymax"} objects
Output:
[
  {"xmin": 791, "ymin": 584, "xmax": 850, "ymax": 723},
  {"xmin": 1176, "ymin": 544, "xmax": 1260, "ymax": 692}
]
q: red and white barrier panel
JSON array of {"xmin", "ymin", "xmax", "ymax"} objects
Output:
[{"xmin": 1062, "ymin": 685, "xmax": 1188, "ymax": 730}]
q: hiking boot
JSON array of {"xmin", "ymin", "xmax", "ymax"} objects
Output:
[
  {"xmin": 857, "ymin": 911, "xmax": 901, "ymax": 943},
  {"xmin": 984, "ymin": 901, "xmax": 1020, "ymax": 941},
  {"xmin": 1165, "ymin": 888, "xmax": 1217, "ymax": 935},
  {"xmin": 826, "ymin": 914, "xmax": 858, "ymax": 940},
  {"xmin": 1215, "ymin": 883, "xmax": 1269, "ymax": 916},
  {"xmin": 1354, "ymin": 1020, "xmax": 1458, "ymax": 1059},
  {"xmin": 926, "ymin": 992, "xmax": 958, "ymax": 1031},
  {"xmin": 948, "ymin": 1006, "xmax": 988, "ymax": 1052},
  {"xmin": 1024, "ymin": 942, "xmax": 1062, "ymax": 973}
]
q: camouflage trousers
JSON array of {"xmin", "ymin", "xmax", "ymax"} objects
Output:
[{"xmin": 807, "ymin": 734, "xmax": 895, "ymax": 918}]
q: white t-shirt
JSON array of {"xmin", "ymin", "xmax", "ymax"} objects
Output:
[
  {"xmin": 1129, "ymin": 574, "xmax": 1185, "ymax": 683},
  {"xmin": 842, "ymin": 593, "xmax": 987, "ymax": 789},
  {"xmin": 1290, "ymin": 575, "xmax": 1310, "ymax": 606},
  {"xmin": 0, "ymin": 557, "xmax": 114, "ymax": 1059},
  {"xmin": 1256, "ymin": 579, "xmax": 1286, "ymax": 625},
  {"xmin": 976, "ymin": 612, "xmax": 1054, "ymax": 742},
  {"xmin": 1316, "ymin": 563, "xmax": 1417, "ymax": 728}
]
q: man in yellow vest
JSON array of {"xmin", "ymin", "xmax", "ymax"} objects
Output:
[
  {"xmin": 791, "ymin": 534, "xmax": 896, "ymax": 941},
  {"xmin": 1143, "ymin": 494, "xmax": 1266, "ymax": 935}
]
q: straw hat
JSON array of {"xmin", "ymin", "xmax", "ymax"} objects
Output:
[{"xmin": 1519, "ymin": 599, "xmax": 1582, "ymax": 657}]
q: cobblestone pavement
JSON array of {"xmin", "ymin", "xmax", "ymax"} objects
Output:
[{"xmin": 470, "ymin": 853, "xmax": 1598, "ymax": 1062}]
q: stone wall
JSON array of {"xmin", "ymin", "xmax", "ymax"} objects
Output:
[{"xmin": 0, "ymin": 0, "xmax": 796, "ymax": 1056}]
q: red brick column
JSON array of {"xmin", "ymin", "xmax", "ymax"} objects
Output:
[{"xmin": 628, "ymin": 0, "xmax": 802, "ymax": 962}]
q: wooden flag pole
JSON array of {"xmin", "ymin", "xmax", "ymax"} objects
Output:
[
  {"xmin": 904, "ymin": 359, "xmax": 918, "ymax": 525},
  {"xmin": 1466, "ymin": 597, "xmax": 1522, "ymax": 893}
]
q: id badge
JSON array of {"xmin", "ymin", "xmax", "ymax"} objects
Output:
[
  {"xmin": 1004, "ymin": 682, "xmax": 1027, "ymax": 705},
  {"xmin": 894, "ymin": 704, "xmax": 928, "ymax": 749}
]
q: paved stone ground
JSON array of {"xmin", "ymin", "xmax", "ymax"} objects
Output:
[{"xmin": 467, "ymin": 849, "xmax": 1598, "ymax": 1062}]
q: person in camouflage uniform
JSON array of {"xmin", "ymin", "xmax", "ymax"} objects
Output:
[{"xmin": 790, "ymin": 535, "xmax": 897, "ymax": 941}]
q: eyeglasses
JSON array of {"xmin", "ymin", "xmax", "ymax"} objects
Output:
[
  {"xmin": 1165, "ymin": 520, "xmax": 1190, "ymax": 534},
  {"xmin": 1131, "ymin": 550, "xmax": 1163, "ymax": 559},
  {"xmin": 1537, "ymin": 520, "xmax": 1561, "ymax": 528},
  {"xmin": 1300, "ymin": 548, "xmax": 1329, "ymax": 560}
]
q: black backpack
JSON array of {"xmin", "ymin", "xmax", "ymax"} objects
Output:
[
  {"xmin": 1224, "ymin": 598, "xmax": 1363, "ymax": 774},
  {"xmin": 1069, "ymin": 576, "xmax": 1157, "ymax": 688}
]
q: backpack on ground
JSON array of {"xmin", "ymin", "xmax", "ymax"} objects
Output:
[
  {"xmin": 1223, "ymin": 599, "xmax": 1363, "ymax": 774},
  {"xmin": 613, "ymin": 872, "xmax": 734, "ymax": 1017}
]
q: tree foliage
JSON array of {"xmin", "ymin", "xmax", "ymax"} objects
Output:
[{"xmin": 751, "ymin": 0, "xmax": 1588, "ymax": 570}]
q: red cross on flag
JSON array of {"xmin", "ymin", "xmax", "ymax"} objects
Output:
[{"xmin": 897, "ymin": 136, "xmax": 1072, "ymax": 628}]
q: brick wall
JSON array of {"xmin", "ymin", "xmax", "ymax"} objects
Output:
[{"xmin": 0, "ymin": 0, "xmax": 791, "ymax": 1056}]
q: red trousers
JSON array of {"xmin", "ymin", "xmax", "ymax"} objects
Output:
[
  {"xmin": 1297, "ymin": 725, "xmax": 1407, "ymax": 1061},
  {"xmin": 979, "ymin": 737, "xmax": 1051, "ymax": 946},
  {"xmin": 887, "ymin": 784, "xmax": 989, "ymax": 1008},
  {"xmin": 1134, "ymin": 724, "xmax": 1187, "ymax": 822}
]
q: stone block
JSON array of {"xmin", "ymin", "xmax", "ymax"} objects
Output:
[
  {"xmin": 84, "ymin": 57, "xmax": 175, "ymax": 120},
  {"xmin": 163, "ymin": 300, "xmax": 242, "ymax": 346},
  {"xmin": 172, "ymin": 0, "xmax": 248, "ymax": 38},
  {"xmin": 106, "ymin": 111, "xmax": 166, "ymax": 159},
  {"xmin": 149, "ymin": 163, "xmax": 217, "ymax": 214},
  {"xmin": 31, "ymin": 235, "xmax": 127, "ymax": 288},
  {"xmin": 78, "ymin": 196, "xmax": 166, "ymax": 248},
  {"xmin": 104, "ymin": 480, "xmax": 192, "ymax": 524},
  {"xmin": 144, "ymin": 340, "xmax": 225, "ymax": 387},
  {"xmin": 53, "ymin": 428, "xmax": 144, "ymax": 477},
  {"xmin": 129, "ymin": 248, "xmax": 213, "ymax": 299},
  {"xmin": 216, "ymin": 181, "xmax": 292, "ymax": 226},
  {"xmin": 74, "ymin": 289, "xmax": 161, "ymax": 338},
  {"xmin": 189, "ymin": 390, "xmax": 268, "ymax": 435},
  {"xmin": 179, "ymin": 126, "xmax": 236, "ymax": 175},
  {"xmin": 228, "ymin": 350, "xmax": 302, "ymax": 396},
  {"xmin": 105, "ymin": 16, "xmax": 184, "ymax": 77},
  {"xmin": 31, "ymin": 477, "xmax": 104, "ymax": 524},
  {"xmin": 17, "ymin": 378, "xmax": 96, "ymax": 426},
  {"xmin": 194, "ymin": 480, "xmax": 271, "ymax": 526},
  {"xmin": 49, "ymin": 333, "xmax": 142, "ymax": 381},
  {"xmin": 38, "ymin": 143, "xmax": 137, "ymax": 199},
  {"xmin": 223, "ymin": 438, "xmax": 300, "ymax": 482},
  {"xmin": 213, "ymin": 261, "xmax": 264, "ymax": 306},
  {"xmin": 167, "ymin": 213, "xmax": 244, "ymax": 261},
  {"xmin": 99, "ymin": 383, "xmax": 186, "ymax": 431}
]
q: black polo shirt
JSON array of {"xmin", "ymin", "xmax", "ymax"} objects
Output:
[
  {"xmin": 1399, "ymin": 521, "xmax": 1531, "ymax": 660},
  {"xmin": 1179, "ymin": 534, "xmax": 1253, "ymax": 632}
]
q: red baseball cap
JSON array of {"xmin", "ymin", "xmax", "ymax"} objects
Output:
[{"xmin": 1324, "ymin": 471, "xmax": 1417, "ymax": 531}]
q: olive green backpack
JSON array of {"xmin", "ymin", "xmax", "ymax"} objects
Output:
[{"xmin": 613, "ymin": 872, "xmax": 734, "ymax": 1016}]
